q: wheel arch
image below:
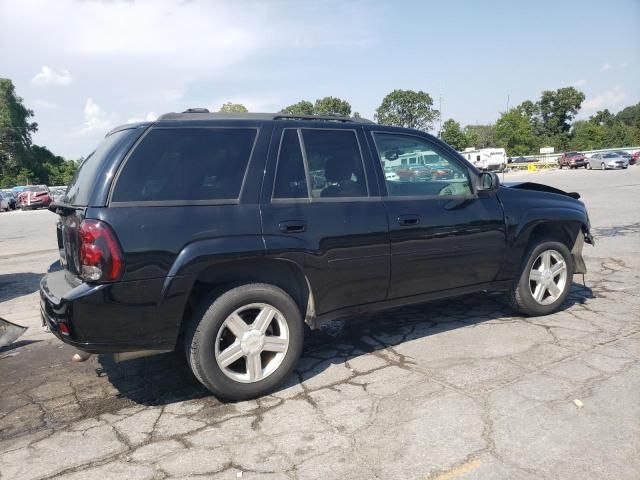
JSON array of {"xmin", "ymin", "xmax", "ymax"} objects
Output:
[{"xmin": 175, "ymin": 257, "xmax": 316, "ymax": 338}]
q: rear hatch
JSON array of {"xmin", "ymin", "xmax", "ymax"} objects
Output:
[{"xmin": 51, "ymin": 124, "xmax": 148, "ymax": 279}]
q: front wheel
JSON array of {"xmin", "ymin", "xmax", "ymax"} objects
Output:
[
  {"xmin": 185, "ymin": 283, "xmax": 304, "ymax": 401},
  {"xmin": 509, "ymin": 240, "xmax": 573, "ymax": 316},
  {"xmin": 601, "ymin": 162, "xmax": 606, "ymax": 170}
]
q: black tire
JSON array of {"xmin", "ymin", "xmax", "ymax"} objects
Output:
[
  {"xmin": 509, "ymin": 239, "xmax": 574, "ymax": 316},
  {"xmin": 601, "ymin": 163, "xmax": 606, "ymax": 170},
  {"xmin": 184, "ymin": 283, "xmax": 304, "ymax": 401}
]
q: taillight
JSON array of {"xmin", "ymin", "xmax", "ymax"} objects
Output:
[{"xmin": 78, "ymin": 219, "xmax": 124, "ymax": 282}]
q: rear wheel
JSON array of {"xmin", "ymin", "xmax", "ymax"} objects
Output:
[
  {"xmin": 601, "ymin": 162, "xmax": 606, "ymax": 170},
  {"xmin": 587, "ymin": 163, "xmax": 592, "ymax": 170},
  {"xmin": 509, "ymin": 240, "xmax": 573, "ymax": 316},
  {"xmin": 185, "ymin": 283, "xmax": 304, "ymax": 401}
]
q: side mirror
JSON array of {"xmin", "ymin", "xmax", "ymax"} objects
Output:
[{"xmin": 477, "ymin": 171, "xmax": 500, "ymax": 191}]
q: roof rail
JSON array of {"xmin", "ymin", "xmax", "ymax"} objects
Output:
[
  {"xmin": 182, "ymin": 108, "xmax": 210, "ymax": 113},
  {"xmin": 273, "ymin": 113, "xmax": 375, "ymax": 124}
]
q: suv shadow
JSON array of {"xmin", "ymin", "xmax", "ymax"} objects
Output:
[{"xmin": 97, "ymin": 282, "xmax": 593, "ymax": 406}]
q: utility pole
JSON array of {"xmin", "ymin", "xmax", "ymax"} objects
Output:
[{"xmin": 506, "ymin": 94, "xmax": 510, "ymax": 112}]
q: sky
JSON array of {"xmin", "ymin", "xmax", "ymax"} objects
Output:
[{"xmin": 1, "ymin": 0, "xmax": 639, "ymax": 159}]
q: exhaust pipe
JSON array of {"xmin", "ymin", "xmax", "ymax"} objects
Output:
[{"xmin": 0, "ymin": 317, "xmax": 27, "ymax": 348}]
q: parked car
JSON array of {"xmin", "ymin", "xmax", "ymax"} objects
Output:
[
  {"xmin": 509, "ymin": 156, "xmax": 537, "ymax": 163},
  {"xmin": 587, "ymin": 152, "xmax": 629, "ymax": 170},
  {"xmin": 0, "ymin": 192, "xmax": 10, "ymax": 212},
  {"xmin": 41, "ymin": 111, "xmax": 593, "ymax": 400},
  {"xmin": 559, "ymin": 152, "xmax": 588, "ymax": 169},
  {"xmin": 612, "ymin": 150, "xmax": 634, "ymax": 166},
  {"xmin": 0, "ymin": 190, "xmax": 16, "ymax": 210},
  {"xmin": 17, "ymin": 185, "xmax": 52, "ymax": 209}
]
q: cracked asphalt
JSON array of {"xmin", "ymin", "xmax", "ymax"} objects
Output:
[{"xmin": 1, "ymin": 167, "xmax": 639, "ymax": 480}]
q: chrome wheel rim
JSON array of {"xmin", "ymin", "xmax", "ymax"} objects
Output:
[
  {"xmin": 215, "ymin": 303, "xmax": 289, "ymax": 383},
  {"xmin": 528, "ymin": 250, "xmax": 568, "ymax": 305}
]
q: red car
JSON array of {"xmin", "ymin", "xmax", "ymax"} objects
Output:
[
  {"xmin": 17, "ymin": 185, "xmax": 52, "ymax": 210},
  {"xmin": 631, "ymin": 151, "xmax": 639, "ymax": 165},
  {"xmin": 559, "ymin": 152, "xmax": 588, "ymax": 169}
]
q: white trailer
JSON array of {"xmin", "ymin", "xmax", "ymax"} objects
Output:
[{"xmin": 460, "ymin": 148, "xmax": 507, "ymax": 171}]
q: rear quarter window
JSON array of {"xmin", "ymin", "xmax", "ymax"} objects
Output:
[
  {"xmin": 65, "ymin": 129, "xmax": 135, "ymax": 206},
  {"xmin": 111, "ymin": 127, "xmax": 257, "ymax": 203}
]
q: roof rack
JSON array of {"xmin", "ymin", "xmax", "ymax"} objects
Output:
[
  {"xmin": 157, "ymin": 110, "xmax": 375, "ymax": 124},
  {"xmin": 272, "ymin": 113, "xmax": 375, "ymax": 124}
]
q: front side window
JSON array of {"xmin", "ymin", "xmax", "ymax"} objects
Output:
[
  {"xmin": 373, "ymin": 133, "xmax": 472, "ymax": 197},
  {"xmin": 112, "ymin": 128, "xmax": 256, "ymax": 202},
  {"xmin": 301, "ymin": 129, "xmax": 367, "ymax": 198}
]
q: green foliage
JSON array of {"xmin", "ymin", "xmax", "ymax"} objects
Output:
[
  {"xmin": 615, "ymin": 103, "xmax": 640, "ymax": 129},
  {"xmin": 280, "ymin": 97, "xmax": 352, "ymax": 117},
  {"xmin": 537, "ymin": 87, "xmax": 585, "ymax": 137},
  {"xmin": 440, "ymin": 119, "xmax": 468, "ymax": 150},
  {"xmin": 280, "ymin": 100, "xmax": 315, "ymax": 115},
  {"xmin": 0, "ymin": 78, "xmax": 75, "ymax": 188},
  {"xmin": 590, "ymin": 109, "xmax": 615, "ymax": 127},
  {"xmin": 375, "ymin": 89, "xmax": 439, "ymax": 131},
  {"xmin": 219, "ymin": 102, "xmax": 248, "ymax": 113},
  {"xmin": 314, "ymin": 96, "xmax": 351, "ymax": 116},
  {"xmin": 570, "ymin": 121, "xmax": 607, "ymax": 151},
  {"xmin": 463, "ymin": 124, "xmax": 496, "ymax": 149},
  {"xmin": 495, "ymin": 108, "xmax": 538, "ymax": 156}
]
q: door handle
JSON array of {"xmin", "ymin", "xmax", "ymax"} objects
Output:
[
  {"xmin": 397, "ymin": 214, "xmax": 420, "ymax": 226},
  {"xmin": 278, "ymin": 221, "xmax": 306, "ymax": 233}
]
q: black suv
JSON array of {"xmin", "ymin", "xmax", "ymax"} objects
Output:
[{"xmin": 41, "ymin": 111, "xmax": 593, "ymax": 400}]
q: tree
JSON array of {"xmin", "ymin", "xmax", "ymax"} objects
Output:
[
  {"xmin": 463, "ymin": 124, "xmax": 497, "ymax": 148},
  {"xmin": 219, "ymin": 102, "xmax": 248, "ymax": 113},
  {"xmin": 590, "ymin": 109, "xmax": 615, "ymax": 127},
  {"xmin": 615, "ymin": 103, "xmax": 640, "ymax": 129},
  {"xmin": 280, "ymin": 97, "xmax": 352, "ymax": 117},
  {"xmin": 440, "ymin": 119, "xmax": 468, "ymax": 150},
  {"xmin": 570, "ymin": 121, "xmax": 607, "ymax": 151},
  {"xmin": 280, "ymin": 100, "xmax": 315, "ymax": 116},
  {"xmin": 0, "ymin": 78, "xmax": 38, "ymax": 187},
  {"xmin": 313, "ymin": 96, "xmax": 351, "ymax": 116},
  {"xmin": 495, "ymin": 108, "xmax": 538, "ymax": 156},
  {"xmin": 375, "ymin": 89, "xmax": 439, "ymax": 131},
  {"xmin": 537, "ymin": 86, "xmax": 585, "ymax": 141}
]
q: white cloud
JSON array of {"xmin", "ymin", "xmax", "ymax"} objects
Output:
[
  {"xmin": 126, "ymin": 112, "xmax": 158, "ymax": 124},
  {"xmin": 31, "ymin": 66, "xmax": 72, "ymax": 86},
  {"xmin": 621, "ymin": 62, "xmax": 629, "ymax": 69},
  {"xmin": 600, "ymin": 63, "xmax": 612, "ymax": 72},
  {"xmin": 572, "ymin": 79, "xmax": 587, "ymax": 87},
  {"xmin": 583, "ymin": 87, "xmax": 626, "ymax": 111},
  {"xmin": 79, "ymin": 98, "xmax": 115, "ymax": 135}
]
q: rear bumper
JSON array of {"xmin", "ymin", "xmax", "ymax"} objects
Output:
[{"xmin": 40, "ymin": 270, "xmax": 189, "ymax": 354}]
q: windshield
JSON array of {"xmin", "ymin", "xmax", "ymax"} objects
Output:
[
  {"xmin": 604, "ymin": 153, "xmax": 617, "ymax": 158},
  {"xmin": 24, "ymin": 186, "xmax": 46, "ymax": 192}
]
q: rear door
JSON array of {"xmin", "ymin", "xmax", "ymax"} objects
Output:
[
  {"xmin": 260, "ymin": 124, "xmax": 390, "ymax": 316},
  {"xmin": 367, "ymin": 129, "xmax": 506, "ymax": 299}
]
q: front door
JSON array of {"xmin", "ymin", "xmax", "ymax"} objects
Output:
[
  {"xmin": 260, "ymin": 125, "xmax": 390, "ymax": 316},
  {"xmin": 368, "ymin": 130, "xmax": 506, "ymax": 299}
]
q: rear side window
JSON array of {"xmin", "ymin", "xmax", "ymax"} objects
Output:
[
  {"xmin": 301, "ymin": 129, "xmax": 367, "ymax": 198},
  {"xmin": 112, "ymin": 128, "xmax": 257, "ymax": 203}
]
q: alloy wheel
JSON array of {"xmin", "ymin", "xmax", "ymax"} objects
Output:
[
  {"xmin": 528, "ymin": 250, "xmax": 568, "ymax": 305},
  {"xmin": 214, "ymin": 303, "xmax": 289, "ymax": 383}
]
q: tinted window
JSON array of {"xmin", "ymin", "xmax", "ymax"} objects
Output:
[
  {"xmin": 65, "ymin": 129, "xmax": 136, "ymax": 206},
  {"xmin": 373, "ymin": 133, "xmax": 472, "ymax": 197},
  {"xmin": 112, "ymin": 128, "xmax": 256, "ymax": 202},
  {"xmin": 301, "ymin": 129, "xmax": 367, "ymax": 198},
  {"xmin": 273, "ymin": 130, "xmax": 308, "ymax": 198}
]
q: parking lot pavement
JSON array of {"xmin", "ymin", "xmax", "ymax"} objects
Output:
[{"xmin": 1, "ymin": 168, "xmax": 639, "ymax": 480}]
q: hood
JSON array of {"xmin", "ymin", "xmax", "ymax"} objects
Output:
[{"xmin": 503, "ymin": 182, "xmax": 581, "ymax": 199}]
